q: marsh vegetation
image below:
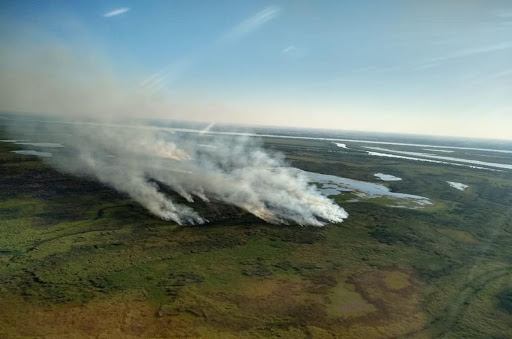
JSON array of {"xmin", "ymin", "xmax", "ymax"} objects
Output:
[{"xmin": 1, "ymin": 127, "xmax": 511, "ymax": 338}]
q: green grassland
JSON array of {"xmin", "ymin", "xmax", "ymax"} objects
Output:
[{"xmin": 0, "ymin": 132, "xmax": 511, "ymax": 338}]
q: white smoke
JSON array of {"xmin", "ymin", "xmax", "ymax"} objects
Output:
[{"xmin": 10, "ymin": 121, "xmax": 347, "ymax": 226}]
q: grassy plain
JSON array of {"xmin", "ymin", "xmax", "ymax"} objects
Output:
[{"xmin": 0, "ymin": 130, "xmax": 511, "ymax": 338}]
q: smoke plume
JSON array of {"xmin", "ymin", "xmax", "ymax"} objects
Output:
[{"xmin": 1, "ymin": 33, "xmax": 348, "ymax": 226}]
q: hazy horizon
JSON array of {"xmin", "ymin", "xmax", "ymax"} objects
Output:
[{"xmin": 4, "ymin": 110, "xmax": 512, "ymax": 146}]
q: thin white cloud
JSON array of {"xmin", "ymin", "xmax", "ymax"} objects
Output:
[
  {"xmin": 139, "ymin": 5, "xmax": 281, "ymax": 92},
  {"xmin": 434, "ymin": 42, "xmax": 512, "ymax": 61},
  {"xmin": 140, "ymin": 72, "xmax": 163, "ymax": 87},
  {"xmin": 490, "ymin": 68, "xmax": 512, "ymax": 79},
  {"xmin": 497, "ymin": 11, "xmax": 512, "ymax": 18},
  {"xmin": 222, "ymin": 5, "xmax": 281, "ymax": 41},
  {"xmin": 417, "ymin": 41, "xmax": 512, "ymax": 69},
  {"xmin": 465, "ymin": 68, "xmax": 512, "ymax": 88},
  {"xmin": 282, "ymin": 45, "xmax": 297, "ymax": 54},
  {"xmin": 103, "ymin": 7, "xmax": 130, "ymax": 18},
  {"xmin": 139, "ymin": 59, "xmax": 194, "ymax": 93}
]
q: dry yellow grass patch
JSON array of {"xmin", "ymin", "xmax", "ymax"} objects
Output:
[
  {"xmin": 438, "ymin": 228, "xmax": 478, "ymax": 244},
  {"xmin": 0, "ymin": 292, "xmax": 197, "ymax": 338},
  {"xmin": 327, "ymin": 281, "xmax": 377, "ymax": 318},
  {"xmin": 241, "ymin": 277, "xmax": 292, "ymax": 297},
  {"xmin": 382, "ymin": 270, "xmax": 411, "ymax": 290},
  {"xmin": 325, "ymin": 269, "xmax": 427, "ymax": 338}
]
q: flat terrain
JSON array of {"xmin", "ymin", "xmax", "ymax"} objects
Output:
[{"xmin": 1, "ymin": 126, "xmax": 512, "ymax": 338}]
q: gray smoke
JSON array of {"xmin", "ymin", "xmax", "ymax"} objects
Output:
[{"xmin": 1, "ymin": 35, "xmax": 348, "ymax": 226}]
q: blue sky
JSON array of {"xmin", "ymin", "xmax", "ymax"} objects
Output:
[{"xmin": 1, "ymin": 1, "xmax": 512, "ymax": 139}]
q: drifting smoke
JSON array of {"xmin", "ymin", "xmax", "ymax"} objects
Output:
[
  {"xmin": 7, "ymin": 120, "xmax": 348, "ymax": 226},
  {"xmin": 1, "ymin": 30, "xmax": 348, "ymax": 226}
]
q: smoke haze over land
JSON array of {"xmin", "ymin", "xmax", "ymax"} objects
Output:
[{"xmin": 6, "ymin": 118, "xmax": 348, "ymax": 226}]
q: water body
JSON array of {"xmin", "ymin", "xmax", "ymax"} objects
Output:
[
  {"xmin": 374, "ymin": 173, "xmax": 402, "ymax": 181},
  {"xmin": 366, "ymin": 151, "xmax": 496, "ymax": 171},
  {"xmin": 16, "ymin": 142, "xmax": 64, "ymax": 148},
  {"xmin": 0, "ymin": 139, "xmax": 28, "ymax": 143},
  {"xmin": 423, "ymin": 149, "xmax": 454, "ymax": 153},
  {"xmin": 447, "ymin": 181, "xmax": 468, "ymax": 191},
  {"xmin": 305, "ymin": 171, "xmax": 431, "ymax": 207},
  {"xmin": 333, "ymin": 142, "xmax": 347, "ymax": 149},
  {"xmin": 11, "ymin": 150, "xmax": 52, "ymax": 157},
  {"xmin": 364, "ymin": 147, "xmax": 512, "ymax": 170},
  {"xmin": 0, "ymin": 140, "xmax": 64, "ymax": 148}
]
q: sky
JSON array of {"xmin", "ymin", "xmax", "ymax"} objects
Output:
[{"xmin": 1, "ymin": 0, "xmax": 512, "ymax": 140}]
